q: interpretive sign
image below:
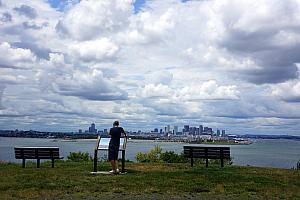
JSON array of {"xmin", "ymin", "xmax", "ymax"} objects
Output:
[
  {"xmin": 93, "ymin": 136, "xmax": 127, "ymax": 173},
  {"xmin": 97, "ymin": 137, "xmax": 126, "ymax": 150}
]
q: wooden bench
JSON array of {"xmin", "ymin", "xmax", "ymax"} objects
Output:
[
  {"xmin": 183, "ymin": 146, "xmax": 230, "ymax": 167},
  {"xmin": 14, "ymin": 147, "xmax": 62, "ymax": 168}
]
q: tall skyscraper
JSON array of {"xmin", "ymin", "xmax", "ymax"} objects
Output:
[
  {"xmin": 199, "ymin": 125, "xmax": 203, "ymax": 134},
  {"xmin": 174, "ymin": 126, "xmax": 178, "ymax": 134},
  {"xmin": 184, "ymin": 125, "xmax": 189, "ymax": 133},
  {"xmin": 222, "ymin": 130, "xmax": 226, "ymax": 137},
  {"xmin": 167, "ymin": 125, "xmax": 171, "ymax": 133},
  {"xmin": 89, "ymin": 123, "xmax": 97, "ymax": 133}
]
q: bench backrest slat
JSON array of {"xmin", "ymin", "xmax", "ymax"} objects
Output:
[
  {"xmin": 183, "ymin": 146, "xmax": 230, "ymax": 159},
  {"xmin": 14, "ymin": 147, "xmax": 60, "ymax": 159}
]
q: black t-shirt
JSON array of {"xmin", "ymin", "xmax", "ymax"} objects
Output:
[{"xmin": 109, "ymin": 127, "xmax": 125, "ymax": 147}]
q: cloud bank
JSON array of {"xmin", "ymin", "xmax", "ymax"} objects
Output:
[{"xmin": 0, "ymin": 0, "xmax": 299, "ymax": 134}]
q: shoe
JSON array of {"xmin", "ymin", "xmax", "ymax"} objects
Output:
[{"xmin": 109, "ymin": 170, "xmax": 116, "ymax": 174}]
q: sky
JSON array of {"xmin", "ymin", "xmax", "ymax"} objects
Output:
[{"xmin": 0, "ymin": 0, "xmax": 300, "ymax": 135}]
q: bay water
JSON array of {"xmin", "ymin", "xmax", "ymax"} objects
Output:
[{"xmin": 0, "ymin": 137, "xmax": 299, "ymax": 169}]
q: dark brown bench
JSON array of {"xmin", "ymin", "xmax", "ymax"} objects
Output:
[
  {"xmin": 14, "ymin": 147, "xmax": 62, "ymax": 168},
  {"xmin": 183, "ymin": 146, "xmax": 230, "ymax": 167}
]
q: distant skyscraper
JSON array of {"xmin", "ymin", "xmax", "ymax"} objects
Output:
[
  {"xmin": 207, "ymin": 128, "xmax": 213, "ymax": 135},
  {"xmin": 184, "ymin": 125, "xmax": 189, "ymax": 133},
  {"xmin": 154, "ymin": 128, "xmax": 158, "ymax": 133},
  {"xmin": 174, "ymin": 126, "xmax": 178, "ymax": 134},
  {"xmin": 167, "ymin": 125, "xmax": 171, "ymax": 133},
  {"xmin": 89, "ymin": 123, "xmax": 97, "ymax": 133},
  {"xmin": 222, "ymin": 130, "xmax": 226, "ymax": 137},
  {"xmin": 189, "ymin": 127, "xmax": 196, "ymax": 135},
  {"xmin": 217, "ymin": 129, "xmax": 220, "ymax": 136},
  {"xmin": 199, "ymin": 125, "xmax": 203, "ymax": 134},
  {"xmin": 203, "ymin": 127, "xmax": 209, "ymax": 133}
]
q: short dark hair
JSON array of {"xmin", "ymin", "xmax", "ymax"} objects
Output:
[{"xmin": 113, "ymin": 121, "xmax": 119, "ymax": 126}]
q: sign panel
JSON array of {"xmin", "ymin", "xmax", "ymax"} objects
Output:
[{"xmin": 97, "ymin": 137, "xmax": 126, "ymax": 150}]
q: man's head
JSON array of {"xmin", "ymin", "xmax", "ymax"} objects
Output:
[{"xmin": 113, "ymin": 121, "xmax": 119, "ymax": 127}]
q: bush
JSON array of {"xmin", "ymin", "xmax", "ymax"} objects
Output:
[
  {"xmin": 136, "ymin": 145, "xmax": 162, "ymax": 163},
  {"xmin": 160, "ymin": 151, "xmax": 189, "ymax": 163},
  {"xmin": 136, "ymin": 146, "xmax": 189, "ymax": 163},
  {"xmin": 67, "ymin": 151, "xmax": 91, "ymax": 162}
]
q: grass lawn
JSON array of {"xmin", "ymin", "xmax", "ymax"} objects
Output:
[{"xmin": 0, "ymin": 161, "xmax": 299, "ymax": 199}]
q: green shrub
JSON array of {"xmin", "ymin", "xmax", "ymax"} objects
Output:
[
  {"xmin": 136, "ymin": 146, "xmax": 189, "ymax": 163},
  {"xmin": 160, "ymin": 151, "xmax": 189, "ymax": 163},
  {"xmin": 67, "ymin": 151, "xmax": 91, "ymax": 162},
  {"xmin": 136, "ymin": 145, "xmax": 162, "ymax": 163}
]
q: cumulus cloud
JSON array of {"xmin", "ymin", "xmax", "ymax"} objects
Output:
[
  {"xmin": 0, "ymin": 12, "xmax": 12, "ymax": 22},
  {"xmin": 0, "ymin": 42, "xmax": 36, "ymax": 69},
  {"xmin": 271, "ymin": 80, "xmax": 300, "ymax": 102},
  {"xmin": 178, "ymin": 80, "xmax": 240, "ymax": 101},
  {"xmin": 56, "ymin": 0, "xmax": 133, "ymax": 40},
  {"xmin": 0, "ymin": 74, "xmax": 25, "ymax": 84},
  {"xmin": 140, "ymin": 84, "xmax": 173, "ymax": 98},
  {"xmin": 218, "ymin": 0, "xmax": 300, "ymax": 84},
  {"xmin": 13, "ymin": 5, "xmax": 37, "ymax": 19},
  {"xmin": 53, "ymin": 69, "xmax": 128, "ymax": 101},
  {"xmin": 70, "ymin": 38, "xmax": 119, "ymax": 61},
  {"xmin": 145, "ymin": 71, "xmax": 173, "ymax": 85},
  {"xmin": 119, "ymin": 7, "xmax": 176, "ymax": 44}
]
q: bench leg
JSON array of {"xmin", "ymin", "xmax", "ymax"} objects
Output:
[
  {"xmin": 221, "ymin": 158, "xmax": 224, "ymax": 168},
  {"xmin": 121, "ymin": 150, "xmax": 125, "ymax": 173},
  {"xmin": 205, "ymin": 158, "xmax": 208, "ymax": 168},
  {"xmin": 191, "ymin": 157, "xmax": 194, "ymax": 167},
  {"xmin": 37, "ymin": 159, "xmax": 40, "ymax": 168},
  {"xmin": 93, "ymin": 149, "xmax": 98, "ymax": 172},
  {"xmin": 52, "ymin": 159, "xmax": 54, "ymax": 168},
  {"xmin": 22, "ymin": 159, "xmax": 25, "ymax": 168}
]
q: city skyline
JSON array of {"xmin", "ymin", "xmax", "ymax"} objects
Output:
[
  {"xmin": 81, "ymin": 122, "xmax": 226, "ymax": 135},
  {"xmin": 0, "ymin": 0, "xmax": 300, "ymax": 135}
]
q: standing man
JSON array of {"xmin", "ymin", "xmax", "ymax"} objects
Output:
[{"xmin": 109, "ymin": 121, "xmax": 127, "ymax": 174}]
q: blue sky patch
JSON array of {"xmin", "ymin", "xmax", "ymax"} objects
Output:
[{"xmin": 134, "ymin": 0, "xmax": 146, "ymax": 13}]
